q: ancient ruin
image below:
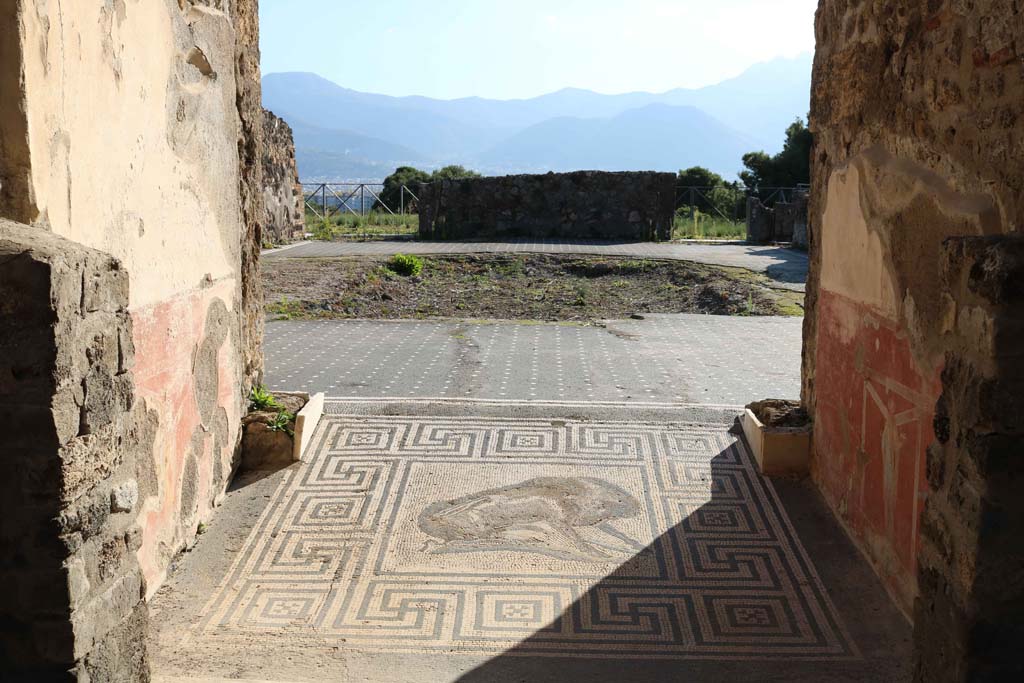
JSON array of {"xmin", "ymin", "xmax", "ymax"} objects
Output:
[
  {"xmin": 805, "ymin": 2, "xmax": 1023, "ymax": 677},
  {"xmin": 261, "ymin": 109, "xmax": 304, "ymax": 245},
  {"xmin": 746, "ymin": 191, "xmax": 810, "ymax": 247},
  {"xmin": 0, "ymin": 0, "xmax": 262, "ymax": 677},
  {"xmin": 0, "ymin": 0, "xmax": 1021, "ymax": 681},
  {"xmin": 418, "ymin": 171, "xmax": 675, "ymax": 241}
]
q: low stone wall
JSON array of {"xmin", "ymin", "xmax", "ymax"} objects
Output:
[
  {"xmin": 0, "ymin": 221, "xmax": 151, "ymax": 679},
  {"xmin": 261, "ymin": 109, "xmax": 303, "ymax": 245},
  {"xmin": 746, "ymin": 193, "xmax": 810, "ymax": 248},
  {"xmin": 418, "ymin": 171, "xmax": 675, "ymax": 241}
]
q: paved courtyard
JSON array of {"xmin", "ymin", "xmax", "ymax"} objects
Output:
[
  {"xmin": 264, "ymin": 240, "xmax": 809, "ymax": 290},
  {"xmin": 149, "ymin": 401, "xmax": 910, "ymax": 683},
  {"xmin": 265, "ymin": 314, "xmax": 802, "ymax": 406},
  {"xmin": 148, "ymin": 287, "xmax": 912, "ymax": 682}
]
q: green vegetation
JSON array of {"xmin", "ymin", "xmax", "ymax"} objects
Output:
[
  {"xmin": 674, "ymin": 166, "xmax": 746, "ymax": 234},
  {"xmin": 387, "ymin": 253, "xmax": 424, "ymax": 277},
  {"xmin": 671, "ymin": 118, "xmax": 811, "ymax": 241},
  {"xmin": 309, "ymin": 212, "xmax": 418, "ymax": 240},
  {"xmin": 740, "ymin": 118, "xmax": 812, "ymax": 190},
  {"xmin": 672, "ymin": 209, "xmax": 746, "ymax": 240},
  {"xmin": 267, "ymin": 298, "xmax": 305, "ymax": 320},
  {"xmin": 267, "ymin": 410, "xmax": 296, "ymax": 436},
  {"xmin": 377, "ymin": 164, "xmax": 481, "ymax": 212},
  {"xmin": 248, "ymin": 385, "xmax": 283, "ymax": 412}
]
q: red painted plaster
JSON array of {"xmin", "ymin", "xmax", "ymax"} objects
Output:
[
  {"xmin": 813, "ymin": 290, "xmax": 941, "ymax": 615},
  {"xmin": 130, "ymin": 282, "xmax": 242, "ymax": 592}
]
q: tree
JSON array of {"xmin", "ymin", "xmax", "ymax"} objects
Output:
[
  {"xmin": 377, "ymin": 165, "xmax": 483, "ymax": 213},
  {"xmin": 430, "ymin": 165, "xmax": 482, "ymax": 181},
  {"xmin": 677, "ymin": 166, "xmax": 725, "ymax": 189},
  {"xmin": 676, "ymin": 166, "xmax": 742, "ymax": 218},
  {"xmin": 377, "ymin": 166, "xmax": 430, "ymax": 212},
  {"xmin": 739, "ymin": 118, "xmax": 813, "ymax": 191}
]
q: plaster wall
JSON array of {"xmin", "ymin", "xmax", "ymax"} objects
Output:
[
  {"xmin": 7, "ymin": 0, "xmax": 261, "ymax": 593},
  {"xmin": 806, "ymin": 0, "xmax": 1021, "ymax": 618}
]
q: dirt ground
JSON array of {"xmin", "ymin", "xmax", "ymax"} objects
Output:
[{"xmin": 262, "ymin": 254, "xmax": 804, "ymax": 322}]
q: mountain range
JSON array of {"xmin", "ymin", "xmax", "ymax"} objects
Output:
[{"xmin": 262, "ymin": 54, "xmax": 812, "ymax": 182}]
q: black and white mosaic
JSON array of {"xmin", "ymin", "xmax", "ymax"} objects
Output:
[{"xmin": 200, "ymin": 411, "xmax": 856, "ymax": 660}]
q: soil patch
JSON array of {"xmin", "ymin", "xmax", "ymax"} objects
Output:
[
  {"xmin": 262, "ymin": 254, "xmax": 803, "ymax": 323},
  {"xmin": 748, "ymin": 399, "xmax": 811, "ymax": 431}
]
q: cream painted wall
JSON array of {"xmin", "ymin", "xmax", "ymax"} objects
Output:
[{"xmin": 19, "ymin": 0, "xmax": 241, "ymax": 310}]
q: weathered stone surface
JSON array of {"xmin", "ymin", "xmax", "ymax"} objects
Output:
[
  {"xmin": 746, "ymin": 197, "xmax": 773, "ymax": 244},
  {"xmin": 0, "ymin": 0, "xmax": 264, "ymax": 676},
  {"xmin": 745, "ymin": 193, "xmax": 809, "ymax": 247},
  {"xmin": 419, "ymin": 171, "xmax": 675, "ymax": 241},
  {"xmin": 262, "ymin": 109, "xmax": 304, "ymax": 245},
  {"xmin": 913, "ymin": 235, "xmax": 1024, "ymax": 683},
  {"xmin": 805, "ymin": 1, "xmax": 1023, "ymax": 680},
  {"xmin": 111, "ymin": 481, "xmax": 139, "ymax": 514},
  {"xmin": 240, "ymin": 418, "xmax": 297, "ymax": 472},
  {"xmin": 233, "ymin": 0, "xmax": 267, "ymax": 393},
  {"xmin": 0, "ymin": 221, "xmax": 153, "ymax": 679}
]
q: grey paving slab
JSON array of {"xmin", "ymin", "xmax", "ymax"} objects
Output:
[
  {"xmin": 263, "ymin": 240, "xmax": 808, "ymax": 290},
  {"xmin": 265, "ymin": 314, "xmax": 802, "ymax": 405}
]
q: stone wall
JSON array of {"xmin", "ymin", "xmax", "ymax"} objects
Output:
[
  {"xmin": 806, "ymin": 0, "xmax": 1022, "ymax": 661},
  {"xmin": 0, "ymin": 0, "xmax": 263, "ymax": 677},
  {"xmin": 418, "ymin": 171, "xmax": 675, "ymax": 241},
  {"xmin": 261, "ymin": 109, "xmax": 304, "ymax": 245},
  {"xmin": 0, "ymin": 222, "xmax": 152, "ymax": 680},
  {"xmin": 745, "ymin": 193, "xmax": 810, "ymax": 248},
  {"xmin": 913, "ymin": 235, "xmax": 1024, "ymax": 681}
]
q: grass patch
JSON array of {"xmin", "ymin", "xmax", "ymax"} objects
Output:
[
  {"xmin": 308, "ymin": 212, "xmax": 418, "ymax": 239},
  {"xmin": 672, "ymin": 212, "xmax": 746, "ymax": 240},
  {"xmin": 267, "ymin": 297, "xmax": 305, "ymax": 320}
]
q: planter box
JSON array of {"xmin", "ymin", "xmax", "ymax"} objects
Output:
[
  {"xmin": 241, "ymin": 391, "xmax": 324, "ymax": 471},
  {"xmin": 293, "ymin": 392, "xmax": 325, "ymax": 462},
  {"xmin": 741, "ymin": 408, "xmax": 811, "ymax": 476}
]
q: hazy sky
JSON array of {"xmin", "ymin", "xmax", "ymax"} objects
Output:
[{"xmin": 259, "ymin": 0, "xmax": 818, "ymax": 100}]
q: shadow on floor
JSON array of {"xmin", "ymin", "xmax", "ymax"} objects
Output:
[{"xmin": 454, "ymin": 442, "xmax": 909, "ymax": 682}]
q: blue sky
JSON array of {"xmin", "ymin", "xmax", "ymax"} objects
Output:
[{"xmin": 259, "ymin": 0, "xmax": 818, "ymax": 100}]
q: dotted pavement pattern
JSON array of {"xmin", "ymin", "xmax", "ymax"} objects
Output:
[
  {"xmin": 264, "ymin": 314, "xmax": 803, "ymax": 406},
  {"xmin": 263, "ymin": 240, "xmax": 808, "ymax": 291}
]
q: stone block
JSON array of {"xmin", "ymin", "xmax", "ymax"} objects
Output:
[{"xmin": 110, "ymin": 481, "xmax": 139, "ymax": 514}]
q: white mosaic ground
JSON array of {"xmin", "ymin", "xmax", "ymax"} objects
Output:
[{"xmin": 198, "ymin": 411, "xmax": 856, "ymax": 660}]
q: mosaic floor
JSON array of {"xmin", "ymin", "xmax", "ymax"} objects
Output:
[{"xmin": 197, "ymin": 411, "xmax": 856, "ymax": 661}]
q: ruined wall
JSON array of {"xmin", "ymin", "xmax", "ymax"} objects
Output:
[
  {"xmin": 9, "ymin": 0, "xmax": 264, "ymax": 594},
  {"xmin": 0, "ymin": 222, "xmax": 152, "ymax": 679},
  {"xmin": 913, "ymin": 236, "xmax": 1024, "ymax": 681},
  {"xmin": 262, "ymin": 109, "xmax": 304, "ymax": 245},
  {"xmin": 806, "ymin": 0, "xmax": 1022, "ymax": 630},
  {"xmin": 745, "ymin": 193, "xmax": 810, "ymax": 247},
  {"xmin": 1, "ymin": 0, "xmax": 263, "ymax": 612},
  {"xmin": 419, "ymin": 171, "xmax": 675, "ymax": 241}
]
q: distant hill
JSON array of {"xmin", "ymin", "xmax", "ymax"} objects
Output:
[
  {"xmin": 478, "ymin": 105, "xmax": 756, "ymax": 175},
  {"xmin": 261, "ymin": 54, "xmax": 812, "ymax": 181}
]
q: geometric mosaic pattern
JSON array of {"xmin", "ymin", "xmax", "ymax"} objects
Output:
[{"xmin": 201, "ymin": 414, "xmax": 857, "ymax": 660}]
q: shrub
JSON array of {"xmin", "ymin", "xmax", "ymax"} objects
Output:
[{"xmin": 387, "ymin": 253, "xmax": 424, "ymax": 277}]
